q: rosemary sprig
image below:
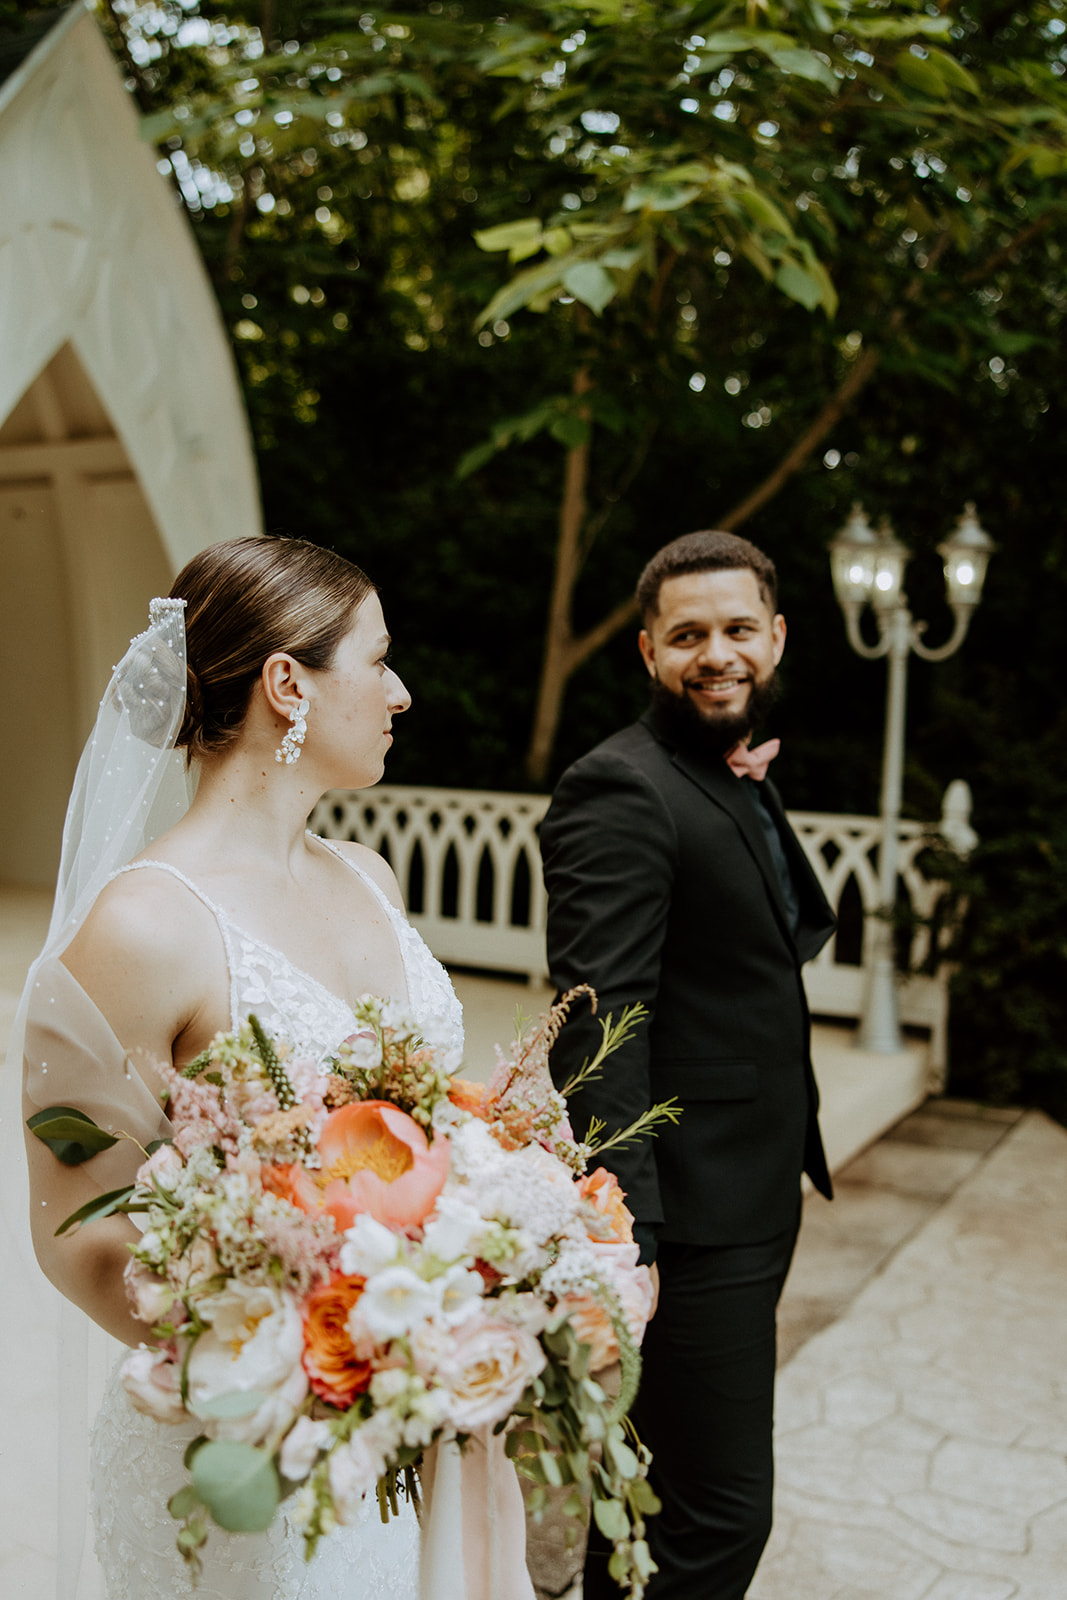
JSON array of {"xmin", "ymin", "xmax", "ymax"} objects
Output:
[{"xmin": 559, "ymin": 1002, "xmax": 648, "ymax": 1099}]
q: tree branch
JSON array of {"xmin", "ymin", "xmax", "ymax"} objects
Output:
[
  {"xmin": 718, "ymin": 343, "xmax": 882, "ymax": 530},
  {"xmin": 961, "ymin": 211, "xmax": 1056, "ymax": 284}
]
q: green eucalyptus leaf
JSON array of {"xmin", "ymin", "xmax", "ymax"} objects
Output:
[
  {"xmin": 592, "ymin": 1494, "xmax": 629, "ymax": 1542},
  {"xmin": 168, "ymin": 1485, "xmax": 202, "ymax": 1521},
  {"xmin": 191, "ymin": 1441, "xmax": 279, "ymax": 1533},
  {"xmin": 191, "ymin": 1389, "xmax": 270, "ymax": 1422}
]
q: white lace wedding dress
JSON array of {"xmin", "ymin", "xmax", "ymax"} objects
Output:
[{"xmin": 88, "ymin": 842, "xmax": 465, "ymax": 1600}]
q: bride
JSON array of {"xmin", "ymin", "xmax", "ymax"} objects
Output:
[{"xmin": 11, "ymin": 536, "xmax": 533, "ymax": 1600}]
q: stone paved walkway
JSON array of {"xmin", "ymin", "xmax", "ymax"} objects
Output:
[{"xmin": 751, "ymin": 1108, "xmax": 1067, "ymax": 1600}]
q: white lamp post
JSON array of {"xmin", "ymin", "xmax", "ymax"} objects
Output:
[{"xmin": 829, "ymin": 502, "xmax": 994, "ymax": 1053}]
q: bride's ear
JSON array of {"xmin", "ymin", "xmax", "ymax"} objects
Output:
[{"xmin": 261, "ymin": 652, "xmax": 310, "ymax": 720}]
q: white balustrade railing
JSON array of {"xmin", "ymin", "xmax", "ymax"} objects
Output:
[{"xmin": 310, "ymin": 781, "xmax": 971, "ymax": 1073}]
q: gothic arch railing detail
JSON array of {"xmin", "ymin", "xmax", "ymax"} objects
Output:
[{"xmin": 310, "ymin": 782, "xmax": 969, "ymax": 1071}]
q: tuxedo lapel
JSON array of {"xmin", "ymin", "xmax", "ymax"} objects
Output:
[
  {"xmin": 760, "ymin": 777, "xmax": 837, "ymax": 962},
  {"xmin": 662, "ymin": 738, "xmax": 799, "ymax": 945}
]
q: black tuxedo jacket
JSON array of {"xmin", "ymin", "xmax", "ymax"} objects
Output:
[{"xmin": 541, "ymin": 706, "xmax": 835, "ymax": 1251}]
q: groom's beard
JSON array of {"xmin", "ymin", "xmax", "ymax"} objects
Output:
[{"xmin": 650, "ymin": 669, "xmax": 782, "ymax": 758}]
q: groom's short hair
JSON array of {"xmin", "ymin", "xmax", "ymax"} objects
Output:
[{"xmin": 637, "ymin": 530, "xmax": 778, "ymax": 621}]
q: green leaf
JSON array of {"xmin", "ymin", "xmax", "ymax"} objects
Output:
[
  {"xmin": 538, "ymin": 1450, "xmax": 563, "ymax": 1487},
  {"xmin": 53, "ymin": 1184, "xmax": 140, "ymax": 1237},
  {"xmin": 737, "ymin": 189, "xmax": 794, "ymax": 240},
  {"xmin": 191, "ymin": 1389, "xmax": 270, "ymax": 1421},
  {"xmin": 895, "ymin": 50, "xmax": 948, "ymax": 99},
  {"xmin": 191, "ymin": 1441, "xmax": 279, "ymax": 1533},
  {"xmin": 549, "ymin": 414, "xmax": 591, "ymax": 449},
  {"xmin": 455, "ymin": 440, "xmax": 498, "ymax": 480},
  {"xmin": 475, "ymin": 256, "xmax": 566, "ymax": 328},
  {"xmin": 183, "ymin": 1435, "xmax": 209, "ymax": 1472},
  {"xmin": 604, "ymin": 1433, "xmax": 640, "ymax": 1480},
  {"xmin": 168, "ymin": 1485, "xmax": 202, "ymax": 1521},
  {"xmin": 927, "ymin": 48, "xmax": 980, "ymax": 97},
  {"xmin": 592, "ymin": 1494, "xmax": 629, "ymax": 1542},
  {"xmin": 600, "ymin": 247, "xmax": 644, "ymax": 271},
  {"xmin": 473, "ymin": 219, "xmax": 543, "ymax": 257},
  {"xmin": 766, "ymin": 48, "xmax": 838, "ymax": 92},
  {"xmin": 623, "ymin": 183, "xmax": 701, "ymax": 215},
  {"xmin": 561, "ymin": 262, "xmax": 616, "ymax": 315},
  {"xmin": 632, "ymin": 1539, "xmax": 656, "ymax": 1580},
  {"xmin": 630, "ymin": 1478, "xmax": 661, "ymax": 1515},
  {"xmin": 850, "ymin": 16, "xmax": 952, "ymax": 40},
  {"xmin": 28, "ymin": 1107, "xmax": 119, "ymax": 1166},
  {"xmin": 775, "ymin": 260, "xmax": 825, "ymax": 312}
]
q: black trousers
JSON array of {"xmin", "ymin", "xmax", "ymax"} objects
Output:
[{"xmin": 583, "ymin": 1211, "xmax": 801, "ymax": 1600}]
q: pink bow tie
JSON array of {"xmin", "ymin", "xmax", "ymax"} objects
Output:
[{"xmin": 725, "ymin": 738, "xmax": 780, "ymax": 782}]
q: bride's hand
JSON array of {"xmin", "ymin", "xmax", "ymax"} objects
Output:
[{"xmin": 648, "ymin": 1262, "xmax": 660, "ymax": 1320}]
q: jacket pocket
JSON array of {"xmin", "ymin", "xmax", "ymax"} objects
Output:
[{"xmin": 655, "ymin": 1058, "xmax": 759, "ymax": 1102}]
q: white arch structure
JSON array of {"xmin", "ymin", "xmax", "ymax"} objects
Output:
[{"xmin": 0, "ymin": 4, "xmax": 261, "ymax": 884}]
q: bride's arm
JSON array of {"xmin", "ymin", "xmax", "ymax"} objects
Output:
[{"xmin": 25, "ymin": 875, "xmax": 227, "ymax": 1346}]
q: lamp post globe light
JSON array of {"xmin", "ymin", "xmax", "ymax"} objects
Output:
[{"xmin": 829, "ymin": 502, "xmax": 994, "ymax": 1054}]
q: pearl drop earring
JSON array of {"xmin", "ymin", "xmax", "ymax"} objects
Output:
[{"xmin": 275, "ymin": 698, "xmax": 310, "ymax": 765}]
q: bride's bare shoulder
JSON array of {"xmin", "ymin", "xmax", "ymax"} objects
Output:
[
  {"xmin": 61, "ymin": 867, "xmax": 221, "ymax": 990},
  {"xmin": 324, "ymin": 838, "xmax": 406, "ymax": 911}
]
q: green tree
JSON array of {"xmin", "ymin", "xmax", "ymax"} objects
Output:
[{"xmin": 79, "ymin": 0, "xmax": 1067, "ymax": 1107}]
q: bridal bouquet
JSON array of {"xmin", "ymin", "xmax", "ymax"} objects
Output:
[{"xmin": 33, "ymin": 991, "xmax": 676, "ymax": 1597}]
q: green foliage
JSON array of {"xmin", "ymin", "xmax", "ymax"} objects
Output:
[
  {"xmin": 27, "ymin": 1105, "xmax": 119, "ymax": 1165},
  {"xmin": 91, "ymin": 0, "xmax": 1067, "ymax": 1106},
  {"xmin": 190, "ymin": 1439, "xmax": 281, "ymax": 1532}
]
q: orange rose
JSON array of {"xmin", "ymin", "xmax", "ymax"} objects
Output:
[
  {"xmin": 302, "ymin": 1273, "xmax": 372, "ymax": 1406},
  {"xmin": 287, "ymin": 1101, "xmax": 450, "ymax": 1232},
  {"xmin": 578, "ymin": 1167, "xmax": 634, "ymax": 1243}
]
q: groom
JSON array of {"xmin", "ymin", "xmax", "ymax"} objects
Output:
[{"xmin": 541, "ymin": 530, "xmax": 835, "ymax": 1598}]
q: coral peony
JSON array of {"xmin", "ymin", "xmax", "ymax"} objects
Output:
[
  {"xmin": 287, "ymin": 1101, "xmax": 450, "ymax": 1231},
  {"xmin": 577, "ymin": 1166, "xmax": 634, "ymax": 1243},
  {"xmin": 302, "ymin": 1273, "xmax": 373, "ymax": 1406}
]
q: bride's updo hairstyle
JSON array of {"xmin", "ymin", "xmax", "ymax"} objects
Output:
[{"xmin": 170, "ymin": 535, "xmax": 375, "ymax": 759}]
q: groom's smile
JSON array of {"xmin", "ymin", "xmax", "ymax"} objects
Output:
[{"xmin": 638, "ymin": 567, "xmax": 787, "ymax": 733}]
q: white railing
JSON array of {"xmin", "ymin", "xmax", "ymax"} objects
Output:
[{"xmin": 310, "ymin": 782, "xmax": 971, "ymax": 1074}]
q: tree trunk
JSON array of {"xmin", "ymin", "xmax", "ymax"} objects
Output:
[{"xmin": 524, "ymin": 369, "xmax": 592, "ymax": 784}]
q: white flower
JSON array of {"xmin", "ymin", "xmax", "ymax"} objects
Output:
[
  {"xmin": 494, "ymin": 1290, "xmax": 551, "ymax": 1337},
  {"xmin": 349, "ymin": 1265, "xmax": 441, "ymax": 1343},
  {"xmin": 340, "ymin": 1214, "xmax": 402, "ymax": 1278},
  {"xmin": 434, "ymin": 1313, "xmax": 546, "ymax": 1430},
  {"xmin": 368, "ymin": 1367, "xmax": 410, "ymax": 1406},
  {"xmin": 120, "ymin": 1345, "xmax": 187, "ymax": 1424},
  {"xmin": 436, "ymin": 1263, "xmax": 484, "ymax": 1327},
  {"xmin": 187, "ymin": 1283, "xmax": 307, "ymax": 1445},
  {"xmin": 422, "ymin": 1194, "xmax": 485, "ymax": 1263},
  {"xmin": 344, "ymin": 1027, "xmax": 383, "ymax": 1071},
  {"xmin": 402, "ymin": 1387, "xmax": 451, "ymax": 1448},
  {"xmin": 328, "ymin": 1436, "xmax": 380, "ymax": 1524},
  {"xmin": 380, "ymin": 1000, "xmax": 419, "ymax": 1042},
  {"xmin": 280, "ymin": 1416, "xmax": 333, "ymax": 1482}
]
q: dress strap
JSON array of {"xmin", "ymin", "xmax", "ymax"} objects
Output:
[
  {"xmin": 109, "ymin": 860, "xmax": 240, "ymax": 1027},
  {"xmin": 316, "ymin": 836, "xmax": 399, "ymax": 921}
]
